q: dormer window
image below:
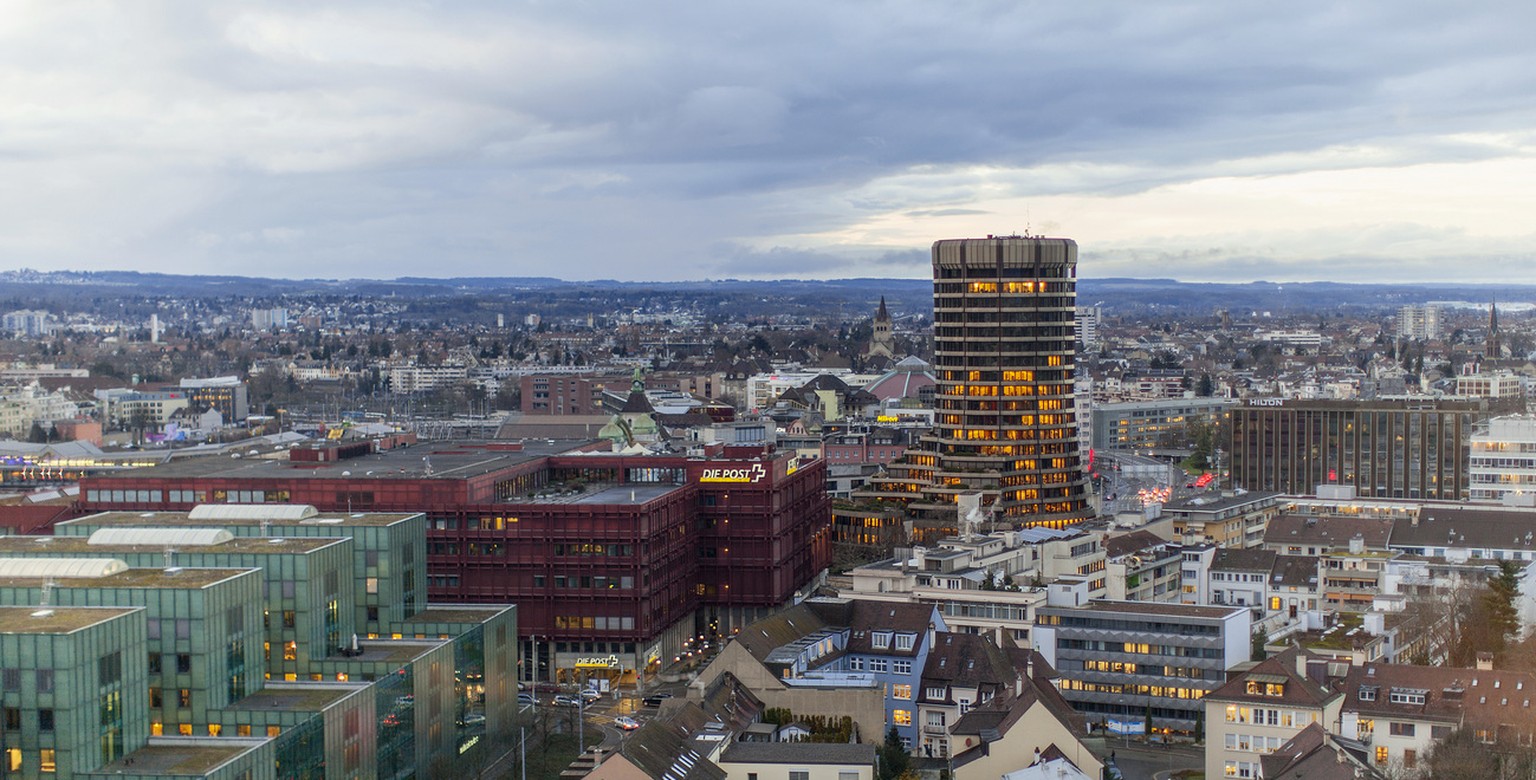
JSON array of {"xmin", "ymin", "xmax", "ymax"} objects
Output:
[
  {"xmin": 1244, "ymin": 680, "xmax": 1285, "ymax": 697},
  {"xmin": 895, "ymin": 633, "xmax": 915, "ymax": 651},
  {"xmin": 1360, "ymin": 686, "xmax": 1378, "ymax": 702},
  {"xmin": 1389, "ymin": 689, "xmax": 1427, "ymax": 705},
  {"xmin": 872, "ymin": 632, "xmax": 892, "ymax": 650}
]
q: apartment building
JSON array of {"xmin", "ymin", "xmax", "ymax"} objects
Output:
[
  {"xmin": 1035, "ymin": 600, "xmax": 1251, "ymax": 735},
  {"xmin": 1203, "ymin": 652, "xmax": 1344, "ymax": 780}
]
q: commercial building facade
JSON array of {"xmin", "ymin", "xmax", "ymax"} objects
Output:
[
  {"xmin": 860, "ymin": 236, "xmax": 1092, "ymax": 536},
  {"xmin": 1229, "ymin": 397, "xmax": 1520, "ymax": 500},
  {"xmin": 0, "ymin": 505, "xmax": 517, "ymax": 778},
  {"xmin": 1090, "ymin": 397, "xmax": 1236, "ymax": 452},
  {"xmin": 1034, "ymin": 600, "xmax": 1250, "ymax": 734},
  {"xmin": 76, "ymin": 440, "xmax": 831, "ymax": 687},
  {"xmin": 1470, "ymin": 415, "xmax": 1536, "ymax": 502}
]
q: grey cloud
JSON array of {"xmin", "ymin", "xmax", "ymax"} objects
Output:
[{"xmin": 1, "ymin": 1, "xmax": 1534, "ymax": 279}]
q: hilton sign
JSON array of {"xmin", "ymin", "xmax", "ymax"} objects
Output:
[{"xmin": 699, "ymin": 463, "xmax": 767, "ymax": 483}]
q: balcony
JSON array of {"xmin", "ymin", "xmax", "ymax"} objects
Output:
[{"xmin": 923, "ymin": 723, "xmax": 949, "ymax": 735}]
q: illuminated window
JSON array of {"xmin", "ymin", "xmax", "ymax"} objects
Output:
[
  {"xmin": 151, "ymin": 722, "xmax": 163, "ymax": 736},
  {"xmin": 892, "ymin": 709, "xmax": 912, "ymax": 726},
  {"xmin": 892, "ymin": 684, "xmax": 912, "ymax": 699},
  {"xmin": 178, "ymin": 723, "xmax": 193, "ymax": 736},
  {"xmin": 208, "ymin": 724, "xmax": 222, "ymax": 737},
  {"xmin": 39, "ymin": 748, "xmax": 55, "ymax": 773},
  {"xmin": 1375, "ymin": 747, "xmax": 1388, "ymax": 765},
  {"xmin": 268, "ymin": 726, "xmax": 282, "ymax": 737}
]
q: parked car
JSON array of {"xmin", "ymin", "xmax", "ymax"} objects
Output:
[
  {"xmin": 458, "ymin": 713, "xmax": 486, "ymax": 727},
  {"xmin": 580, "ymin": 688, "xmax": 602, "ymax": 703},
  {"xmin": 641, "ymin": 693, "xmax": 673, "ymax": 708},
  {"xmin": 517, "ymin": 692, "xmax": 537, "ymax": 706},
  {"xmin": 614, "ymin": 716, "xmax": 641, "ymax": 731},
  {"xmin": 553, "ymin": 694, "xmax": 582, "ymax": 707}
]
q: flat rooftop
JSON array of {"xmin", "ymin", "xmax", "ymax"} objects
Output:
[
  {"xmin": 0, "ymin": 566, "xmax": 255, "ymax": 590},
  {"xmin": 1040, "ymin": 600, "xmax": 1245, "ymax": 620},
  {"xmin": 0, "ymin": 535, "xmax": 345, "ymax": 556},
  {"xmin": 98, "ymin": 740, "xmax": 267, "ymax": 775},
  {"xmin": 526, "ymin": 482, "xmax": 684, "ymax": 505},
  {"xmin": 71, "ymin": 510, "xmax": 421, "ymax": 528},
  {"xmin": 400, "ymin": 605, "xmax": 513, "ymax": 625},
  {"xmin": 226, "ymin": 684, "xmax": 364, "ymax": 712},
  {"xmin": 85, "ymin": 439, "xmax": 579, "ymax": 482},
  {"xmin": 324, "ymin": 638, "xmax": 444, "ymax": 664},
  {"xmin": 0, "ymin": 605, "xmax": 138, "ymax": 634},
  {"xmin": 1165, "ymin": 490, "xmax": 1280, "ymax": 513}
]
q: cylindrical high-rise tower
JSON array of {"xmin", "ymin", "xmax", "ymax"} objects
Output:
[{"xmin": 928, "ymin": 235, "xmax": 1092, "ymax": 526}]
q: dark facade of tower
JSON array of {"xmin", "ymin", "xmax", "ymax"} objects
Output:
[{"xmin": 857, "ymin": 236, "xmax": 1093, "ymax": 533}]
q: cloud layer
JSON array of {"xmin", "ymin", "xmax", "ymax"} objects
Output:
[{"xmin": 1, "ymin": 1, "xmax": 1533, "ymax": 282}]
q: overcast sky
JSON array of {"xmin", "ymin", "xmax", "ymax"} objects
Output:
[{"xmin": 2, "ymin": 2, "xmax": 1533, "ymax": 283}]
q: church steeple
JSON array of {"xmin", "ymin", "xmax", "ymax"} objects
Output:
[
  {"xmin": 865, "ymin": 296, "xmax": 896, "ymax": 361},
  {"xmin": 1488, "ymin": 297, "xmax": 1502, "ymax": 361}
]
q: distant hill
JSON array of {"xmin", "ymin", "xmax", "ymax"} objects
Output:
[{"xmin": 0, "ymin": 268, "xmax": 1528, "ymax": 318}]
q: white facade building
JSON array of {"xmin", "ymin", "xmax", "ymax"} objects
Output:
[
  {"xmin": 1469, "ymin": 415, "xmax": 1536, "ymax": 503},
  {"xmin": 0, "ymin": 383, "xmax": 81, "ymax": 438},
  {"xmin": 2, "ymin": 310, "xmax": 53, "ymax": 337},
  {"xmin": 1396, "ymin": 304, "xmax": 1441, "ymax": 341},
  {"xmin": 250, "ymin": 307, "xmax": 289, "ymax": 330}
]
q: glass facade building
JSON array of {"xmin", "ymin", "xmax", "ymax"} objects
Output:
[{"xmin": 862, "ymin": 236, "xmax": 1093, "ymax": 535}]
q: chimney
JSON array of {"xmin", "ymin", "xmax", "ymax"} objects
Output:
[
  {"xmin": 927, "ymin": 622, "xmax": 936, "ymax": 649},
  {"xmin": 995, "ymin": 624, "xmax": 1004, "ymax": 647},
  {"xmin": 1296, "ymin": 653, "xmax": 1309, "ymax": 679},
  {"xmin": 1477, "ymin": 652, "xmax": 1494, "ymax": 671}
]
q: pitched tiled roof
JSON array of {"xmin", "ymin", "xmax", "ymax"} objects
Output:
[
  {"xmin": 843, "ymin": 600, "xmax": 935, "ymax": 656},
  {"xmin": 921, "ymin": 632, "xmax": 1015, "ymax": 692},
  {"xmin": 1269, "ymin": 555, "xmax": 1319, "ymax": 588},
  {"xmin": 1103, "ymin": 529, "xmax": 1168, "ymax": 559},
  {"xmin": 1260, "ymin": 723, "xmax": 1383, "ymax": 780},
  {"xmin": 619, "ymin": 390, "xmax": 655, "ymax": 414},
  {"xmin": 1212, "ymin": 547, "xmax": 1277, "ymax": 572},
  {"xmin": 1340, "ymin": 662, "xmax": 1536, "ymax": 735},
  {"xmin": 611, "ymin": 710, "xmax": 727, "ymax": 780},
  {"xmin": 1205, "ymin": 650, "xmax": 1340, "ymax": 708},
  {"xmin": 1388, "ymin": 506, "xmax": 1536, "ymax": 553},
  {"xmin": 732, "ymin": 601, "xmax": 837, "ymax": 662},
  {"xmin": 950, "ymin": 650, "xmax": 1088, "ymax": 769},
  {"xmin": 718, "ymin": 742, "xmax": 874, "ymax": 766},
  {"xmin": 1263, "ymin": 514, "xmax": 1394, "ymax": 549}
]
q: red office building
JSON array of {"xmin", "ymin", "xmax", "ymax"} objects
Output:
[{"xmin": 78, "ymin": 439, "xmax": 832, "ymax": 686}]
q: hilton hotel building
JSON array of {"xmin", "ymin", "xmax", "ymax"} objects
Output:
[{"xmin": 1228, "ymin": 396, "xmax": 1522, "ymax": 500}]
